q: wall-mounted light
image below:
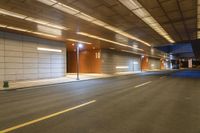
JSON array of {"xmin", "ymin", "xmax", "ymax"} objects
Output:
[
  {"xmin": 37, "ymin": 47, "xmax": 62, "ymax": 52},
  {"xmin": 78, "ymin": 43, "xmax": 83, "ymax": 48},
  {"xmin": 116, "ymin": 66, "xmax": 129, "ymax": 69}
]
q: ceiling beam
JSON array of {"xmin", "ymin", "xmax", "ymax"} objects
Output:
[
  {"xmin": 176, "ymin": 0, "xmax": 191, "ymax": 41},
  {"xmin": 156, "ymin": 0, "xmax": 183, "ymax": 41}
]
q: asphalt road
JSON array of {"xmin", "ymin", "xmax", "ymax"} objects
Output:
[{"xmin": 0, "ymin": 70, "xmax": 200, "ymax": 133}]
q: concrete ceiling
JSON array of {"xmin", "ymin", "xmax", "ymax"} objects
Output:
[{"xmin": 0, "ymin": 0, "xmax": 198, "ymax": 58}]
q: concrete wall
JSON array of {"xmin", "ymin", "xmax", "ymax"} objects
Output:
[
  {"xmin": 0, "ymin": 31, "xmax": 66, "ymax": 81},
  {"xmin": 101, "ymin": 49, "xmax": 141, "ymax": 74}
]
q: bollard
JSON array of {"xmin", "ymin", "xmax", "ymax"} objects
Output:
[{"xmin": 3, "ymin": 81, "xmax": 9, "ymax": 88}]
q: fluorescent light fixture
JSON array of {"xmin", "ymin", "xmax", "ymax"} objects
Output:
[
  {"xmin": 120, "ymin": 0, "xmax": 142, "ymax": 10},
  {"xmin": 6, "ymin": 26, "xmax": 28, "ymax": 32},
  {"xmin": 92, "ymin": 20, "xmax": 107, "ymax": 27},
  {"xmin": 36, "ymin": 0, "xmax": 57, "ymax": 6},
  {"xmin": 26, "ymin": 17, "xmax": 68, "ymax": 30},
  {"xmin": 53, "ymin": 2, "xmax": 80, "ymax": 15},
  {"xmin": 0, "ymin": 23, "xmax": 59, "ymax": 38},
  {"xmin": 119, "ymin": 0, "xmax": 175, "ymax": 43},
  {"xmin": 75, "ymin": 12, "xmax": 96, "ymax": 21},
  {"xmin": 77, "ymin": 32, "xmax": 144, "ymax": 51},
  {"xmin": 37, "ymin": 25, "xmax": 62, "ymax": 36},
  {"xmin": 116, "ymin": 66, "xmax": 129, "ymax": 69},
  {"xmin": 37, "ymin": 47, "xmax": 62, "ymax": 52},
  {"xmin": 67, "ymin": 39, "xmax": 91, "ymax": 44},
  {"xmin": 0, "ymin": 8, "xmax": 26, "ymax": 19},
  {"xmin": 37, "ymin": 0, "xmax": 151, "ymax": 47},
  {"xmin": 25, "ymin": 17, "xmax": 48, "ymax": 25},
  {"xmin": 0, "ymin": 24, "xmax": 7, "ymax": 28},
  {"xmin": 0, "ymin": 8, "xmax": 68, "ymax": 30}
]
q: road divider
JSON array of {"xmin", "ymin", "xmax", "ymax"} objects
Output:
[
  {"xmin": 134, "ymin": 81, "xmax": 152, "ymax": 88},
  {"xmin": 0, "ymin": 100, "xmax": 96, "ymax": 133}
]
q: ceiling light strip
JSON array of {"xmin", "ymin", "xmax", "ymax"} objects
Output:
[
  {"xmin": 0, "ymin": 8, "xmax": 68, "ymax": 30},
  {"xmin": 0, "ymin": 24, "xmax": 58, "ymax": 38},
  {"xmin": 37, "ymin": 0, "xmax": 151, "ymax": 47},
  {"xmin": 77, "ymin": 32, "xmax": 144, "ymax": 51},
  {"xmin": 0, "ymin": 8, "xmax": 26, "ymax": 19},
  {"xmin": 67, "ymin": 39, "xmax": 91, "ymax": 44},
  {"xmin": 119, "ymin": 0, "xmax": 174, "ymax": 43}
]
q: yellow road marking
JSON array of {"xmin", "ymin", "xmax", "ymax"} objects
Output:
[
  {"xmin": 134, "ymin": 81, "xmax": 152, "ymax": 88},
  {"xmin": 0, "ymin": 100, "xmax": 96, "ymax": 133}
]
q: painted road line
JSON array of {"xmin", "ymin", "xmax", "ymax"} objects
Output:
[
  {"xmin": 134, "ymin": 81, "xmax": 152, "ymax": 88},
  {"xmin": 0, "ymin": 100, "xmax": 96, "ymax": 133}
]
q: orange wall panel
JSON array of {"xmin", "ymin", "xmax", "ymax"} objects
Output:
[
  {"xmin": 141, "ymin": 56, "xmax": 149, "ymax": 71},
  {"xmin": 67, "ymin": 49, "xmax": 101, "ymax": 73},
  {"xmin": 160, "ymin": 59, "xmax": 165, "ymax": 70},
  {"xmin": 67, "ymin": 51, "xmax": 77, "ymax": 73}
]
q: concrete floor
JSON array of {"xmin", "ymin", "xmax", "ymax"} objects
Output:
[{"xmin": 0, "ymin": 70, "xmax": 200, "ymax": 133}]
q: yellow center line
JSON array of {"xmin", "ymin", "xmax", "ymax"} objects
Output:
[
  {"xmin": 0, "ymin": 100, "xmax": 96, "ymax": 133},
  {"xmin": 134, "ymin": 81, "xmax": 152, "ymax": 88}
]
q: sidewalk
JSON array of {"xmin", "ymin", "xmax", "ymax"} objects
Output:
[{"xmin": 0, "ymin": 72, "xmax": 140, "ymax": 90}]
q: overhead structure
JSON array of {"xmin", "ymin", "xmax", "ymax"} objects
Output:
[
  {"xmin": 37, "ymin": 0, "xmax": 151, "ymax": 47},
  {"xmin": 119, "ymin": 0, "xmax": 175, "ymax": 43}
]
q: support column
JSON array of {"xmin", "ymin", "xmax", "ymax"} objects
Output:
[{"xmin": 76, "ymin": 44, "xmax": 80, "ymax": 80}]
